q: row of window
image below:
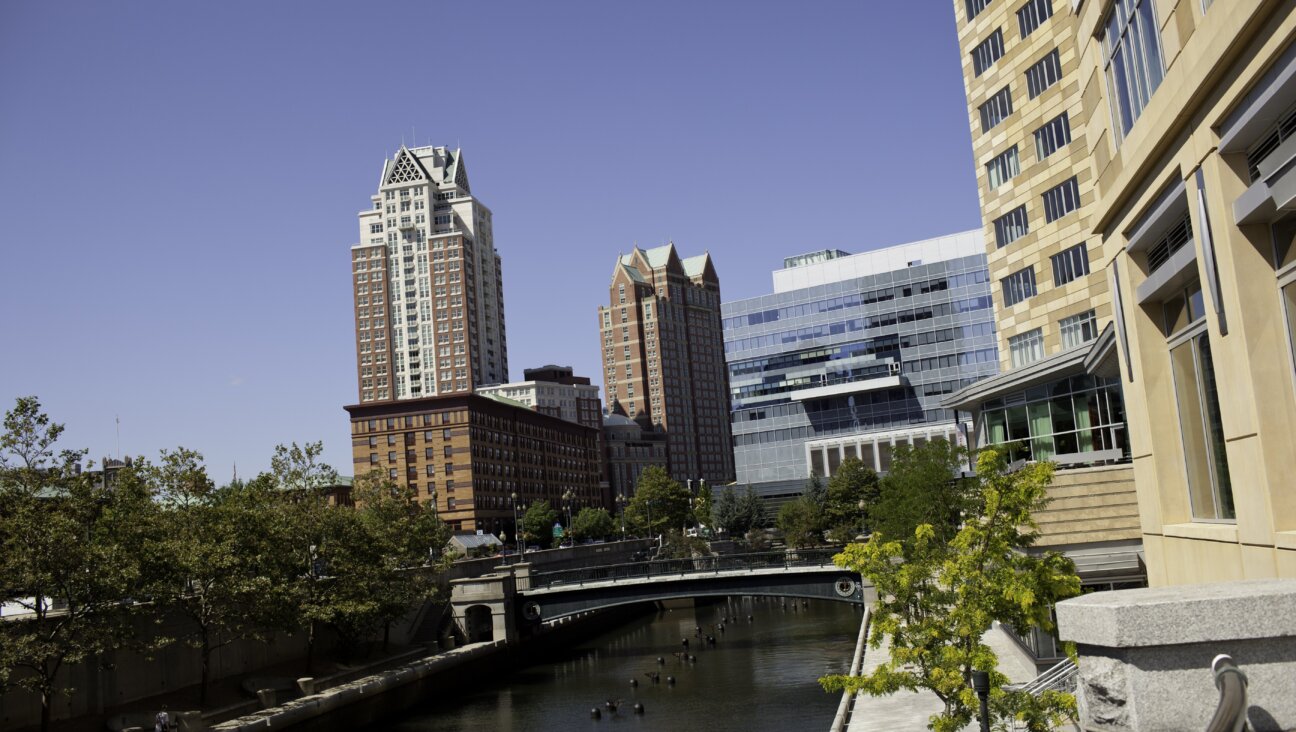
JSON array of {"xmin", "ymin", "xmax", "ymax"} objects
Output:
[
  {"xmin": 721, "ymin": 269, "xmax": 989, "ymax": 331},
  {"xmin": 992, "ymin": 175, "xmax": 1081, "ymax": 248},
  {"xmin": 1007, "ymin": 309, "xmax": 1099, "ymax": 368},
  {"xmin": 983, "ymin": 111, "xmax": 1071, "ymax": 196},
  {"xmin": 1001, "ymin": 242, "xmax": 1091, "ymax": 308},
  {"xmin": 968, "ymin": 0, "xmax": 1056, "ymax": 74},
  {"xmin": 724, "ymin": 295, "xmax": 994, "ymax": 354}
]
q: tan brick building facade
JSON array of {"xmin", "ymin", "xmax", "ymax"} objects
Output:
[
  {"xmin": 948, "ymin": 0, "xmax": 1141, "ymax": 573},
  {"xmin": 1070, "ymin": 0, "xmax": 1296, "ymax": 583},
  {"xmin": 952, "ymin": 0, "xmax": 1296, "ymax": 586}
]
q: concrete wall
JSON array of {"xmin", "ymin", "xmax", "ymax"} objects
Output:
[
  {"xmin": 0, "ymin": 540, "xmax": 650, "ymax": 730},
  {"xmin": 0, "ymin": 611, "xmax": 319, "ymax": 731}
]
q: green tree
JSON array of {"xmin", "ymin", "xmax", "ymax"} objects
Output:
[
  {"xmin": 0, "ymin": 398, "xmax": 158, "ymax": 732},
  {"xmin": 337, "ymin": 472, "xmax": 450, "ymax": 655},
  {"xmin": 804, "ymin": 473, "xmax": 828, "ymax": 513},
  {"xmin": 823, "ymin": 458, "xmax": 880, "ymax": 541},
  {"xmin": 871, "ymin": 440, "xmax": 976, "ymax": 554},
  {"xmin": 713, "ymin": 485, "xmax": 742, "ymax": 537},
  {"xmin": 693, "ymin": 482, "xmax": 714, "ymax": 534},
  {"xmin": 570, "ymin": 506, "xmax": 615, "ymax": 542},
  {"xmin": 149, "ymin": 448, "xmax": 283, "ymax": 706},
  {"xmin": 625, "ymin": 467, "xmax": 691, "ymax": 538},
  {"xmin": 737, "ymin": 486, "xmax": 768, "ymax": 532},
  {"xmin": 521, "ymin": 499, "xmax": 559, "ymax": 547},
  {"xmin": 820, "ymin": 447, "xmax": 1081, "ymax": 732},
  {"xmin": 776, "ymin": 496, "xmax": 822, "ymax": 549},
  {"xmin": 265, "ymin": 441, "xmax": 340, "ymax": 673}
]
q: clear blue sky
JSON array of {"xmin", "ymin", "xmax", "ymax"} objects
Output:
[{"xmin": 0, "ymin": 1, "xmax": 980, "ymax": 481}]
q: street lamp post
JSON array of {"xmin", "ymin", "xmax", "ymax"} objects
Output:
[
  {"xmin": 858, "ymin": 498, "xmax": 868, "ymax": 542},
  {"xmin": 617, "ymin": 493, "xmax": 627, "ymax": 540},
  {"xmin": 511, "ymin": 492, "xmax": 525, "ymax": 560},
  {"xmin": 562, "ymin": 489, "xmax": 575, "ymax": 546},
  {"xmin": 686, "ymin": 479, "xmax": 693, "ymax": 535}
]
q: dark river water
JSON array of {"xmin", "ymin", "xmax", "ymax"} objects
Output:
[{"xmin": 383, "ymin": 598, "xmax": 863, "ymax": 732}]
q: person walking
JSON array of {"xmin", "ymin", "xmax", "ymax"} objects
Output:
[{"xmin": 154, "ymin": 705, "xmax": 171, "ymax": 732}]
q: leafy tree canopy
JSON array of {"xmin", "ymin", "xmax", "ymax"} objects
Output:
[
  {"xmin": 570, "ymin": 506, "xmax": 615, "ymax": 542},
  {"xmin": 625, "ymin": 466, "xmax": 691, "ymax": 537},
  {"xmin": 820, "ymin": 447, "xmax": 1081, "ymax": 732},
  {"xmin": 823, "ymin": 458, "xmax": 880, "ymax": 541}
]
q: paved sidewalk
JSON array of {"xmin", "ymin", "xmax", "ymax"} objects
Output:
[{"xmin": 847, "ymin": 623, "xmax": 1035, "ymax": 731}]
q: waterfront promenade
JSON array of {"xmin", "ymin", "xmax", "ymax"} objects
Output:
[{"xmin": 846, "ymin": 622, "xmax": 1036, "ymax": 731}]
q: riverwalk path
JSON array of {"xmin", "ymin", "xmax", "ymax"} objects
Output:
[{"xmin": 846, "ymin": 622, "xmax": 1037, "ymax": 731}]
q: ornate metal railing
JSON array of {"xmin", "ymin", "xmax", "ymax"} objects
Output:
[{"xmin": 527, "ymin": 548, "xmax": 842, "ymax": 590}]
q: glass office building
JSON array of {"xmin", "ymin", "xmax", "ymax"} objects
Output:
[{"xmin": 722, "ymin": 231, "xmax": 998, "ymax": 501}]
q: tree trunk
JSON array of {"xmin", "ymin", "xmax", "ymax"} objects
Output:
[
  {"xmin": 200, "ymin": 628, "xmax": 211, "ymax": 708},
  {"xmin": 305, "ymin": 621, "xmax": 315, "ymax": 674},
  {"xmin": 40, "ymin": 689, "xmax": 51, "ymax": 732}
]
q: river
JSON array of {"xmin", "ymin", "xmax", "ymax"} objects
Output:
[{"xmin": 379, "ymin": 597, "xmax": 862, "ymax": 732}]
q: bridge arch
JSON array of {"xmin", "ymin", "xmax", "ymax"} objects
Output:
[
  {"xmin": 518, "ymin": 567, "xmax": 870, "ymax": 624},
  {"xmin": 463, "ymin": 604, "xmax": 495, "ymax": 643}
]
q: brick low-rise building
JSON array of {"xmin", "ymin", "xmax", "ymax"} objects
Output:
[{"xmin": 344, "ymin": 393, "xmax": 602, "ymax": 533}]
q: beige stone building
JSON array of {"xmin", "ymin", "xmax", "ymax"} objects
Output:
[
  {"xmin": 1069, "ymin": 0, "xmax": 1296, "ymax": 584},
  {"xmin": 947, "ymin": 0, "xmax": 1143, "ymax": 601},
  {"xmin": 951, "ymin": 0, "xmax": 1296, "ymax": 586}
]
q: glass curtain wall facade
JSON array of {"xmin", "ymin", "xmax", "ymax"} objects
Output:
[{"xmin": 722, "ymin": 232, "xmax": 998, "ymax": 499}]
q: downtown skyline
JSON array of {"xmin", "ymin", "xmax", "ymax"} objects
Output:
[{"xmin": 0, "ymin": 2, "xmax": 980, "ymax": 478}]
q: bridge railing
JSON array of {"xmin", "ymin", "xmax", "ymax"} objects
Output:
[{"xmin": 527, "ymin": 548, "xmax": 843, "ymax": 590}]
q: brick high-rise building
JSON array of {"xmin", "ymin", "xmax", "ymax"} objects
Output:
[
  {"xmin": 597, "ymin": 243, "xmax": 734, "ymax": 485},
  {"xmin": 350, "ymin": 146, "xmax": 508, "ymax": 404}
]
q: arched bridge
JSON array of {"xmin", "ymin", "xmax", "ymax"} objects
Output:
[{"xmin": 515, "ymin": 548, "xmax": 871, "ymax": 624}]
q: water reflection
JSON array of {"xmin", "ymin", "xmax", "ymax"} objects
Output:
[{"xmin": 383, "ymin": 597, "xmax": 862, "ymax": 732}]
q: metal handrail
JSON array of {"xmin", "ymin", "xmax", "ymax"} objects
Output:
[
  {"xmin": 526, "ymin": 548, "xmax": 842, "ymax": 590},
  {"xmin": 1016, "ymin": 658, "xmax": 1078, "ymax": 696},
  {"xmin": 1205, "ymin": 654, "xmax": 1248, "ymax": 732}
]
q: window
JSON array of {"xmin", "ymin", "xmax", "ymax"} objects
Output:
[
  {"xmin": 1002, "ymin": 266, "xmax": 1037, "ymax": 307},
  {"xmin": 1034, "ymin": 113, "xmax": 1072, "ymax": 160},
  {"xmin": 1017, "ymin": 0, "xmax": 1054, "ymax": 37},
  {"xmin": 1025, "ymin": 49, "xmax": 1063, "ymax": 99},
  {"xmin": 966, "ymin": 0, "xmax": 993, "ymax": 21},
  {"xmin": 1009, "ymin": 328, "xmax": 1045, "ymax": 367},
  {"xmin": 986, "ymin": 147, "xmax": 1021, "ymax": 190},
  {"xmin": 1051, "ymin": 242, "xmax": 1090, "ymax": 285},
  {"xmin": 993, "ymin": 205, "xmax": 1030, "ymax": 248},
  {"xmin": 979, "ymin": 86, "xmax": 1014, "ymax": 133},
  {"xmin": 980, "ymin": 375, "xmax": 1128, "ymax": 461},
  {"xmin": 1284, "ymin": 278, "xmax": 1296, "ymax": 381},
  {"xmin": 1042, "ymin": 176, "xmax": 1081, "ymax": 223},
  {"xmin": 1103, "ymin": 0, "xmax": 1164, "ymax": 140},
  {"xmin": 1171, "ymin": 328, "xmax": 1234, "ymax": 520},
  {"xmin": 1060, "ymin": 310, "xmax": 1099, "ymax": 348},
  {"xmin": 971, "ymin": 30, "xmax": 1005, "ymax": 76}
]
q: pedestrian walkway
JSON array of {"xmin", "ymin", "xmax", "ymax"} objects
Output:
[{"xmin": 846, "ymin": 623, "xmax": 1035, "ymax": 731}]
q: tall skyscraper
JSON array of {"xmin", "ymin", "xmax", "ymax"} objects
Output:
[
  {"xmin": 598, "ymin": 244, "xmax": 734, "ymax": 485},
  {"xmin": 351, "ymin": 146, "xmax": 508, "ymax": 404}
]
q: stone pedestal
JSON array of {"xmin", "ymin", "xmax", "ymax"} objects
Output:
[{"xmin": 1056, "ymin": 579, "xmax": 1296, "ymax": 731}]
